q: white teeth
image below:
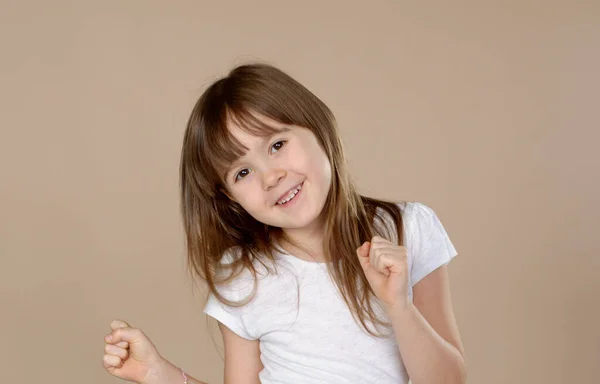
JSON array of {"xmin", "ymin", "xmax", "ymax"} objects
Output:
[{"xmin": 277, "ymin": 184, "xmax": 302, "ymax": 205}]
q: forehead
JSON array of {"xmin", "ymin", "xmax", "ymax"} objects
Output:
[
  {"xmin": 227, "ymin": 112, "xmax": 290, "ymax": 152},
  {"xmin": 228, "ymin": 119, "xmax": 274, "ymax": 147}
]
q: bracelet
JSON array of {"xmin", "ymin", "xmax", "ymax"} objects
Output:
[{"xmin": 179, "ymin": 367, "xmax": 189, "ymax": 384}]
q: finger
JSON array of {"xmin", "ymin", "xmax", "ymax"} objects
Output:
[
  {"xmin": 115, "ymin": 341, "xmax": 129, "ymax": 348},
  {"xmin": 371, "ymin": 245, "xmax": 408, "ymax": 262},
  {"xmin": 109, "ymin": 320, "xmax": 131, "ymax": 348},
  {"xmin": 103, "ymin": 353, "xmax": 124, "ymax": 370},
  {"xmin": 379, "ymin": 252, "xmax": 396, "ymax": 271},
  {"xmin": 370, "ymin": 236, "xmax": 392, "ymax": 245},
  {"xmin": 103, "ymin": 337, "xmax": 128, "ymax": 349},
  {"xmin": 368, "ymin": 240, "xmax": 397, "ymax": 252},
  {"xmin": 369, "ymin": 250, "xmax": 392, "ymax": 276},
  {"xmin": 105, "ymin": 327, "xmax": 144, "ymax": 345},
  {"xmin": 111, "ymin": 319, "xmax": 131, "ymax": 330},
  {"xmin": 368, "ymin": 246, "xmax": 381, "ymax": 271},
  {"xmin": 105, "ymin": 344, "xmax": 130, "ymax": 360}
]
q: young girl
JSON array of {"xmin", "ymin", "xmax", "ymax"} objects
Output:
[{"xmin": 102, "ymin": 63, "xmax": 466, "ymax": 384}]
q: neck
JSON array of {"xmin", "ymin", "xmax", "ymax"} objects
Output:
[{"xmin": 279, "ymin": 216, "xmax": 327, "ymax": 262}]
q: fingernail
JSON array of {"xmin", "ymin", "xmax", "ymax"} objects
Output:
[{"xmin": 105, "ymin": 334, "xmax": 112, "ymax": 342}]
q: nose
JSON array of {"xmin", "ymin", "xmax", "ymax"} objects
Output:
[{"xmin": 262, "ymin": 167, "xmax": 286, "ymax": 191}]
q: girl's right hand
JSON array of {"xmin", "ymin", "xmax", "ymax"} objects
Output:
[{"xmin": 102, "ymin": 319, "xmax": 165, "ymax": 384}]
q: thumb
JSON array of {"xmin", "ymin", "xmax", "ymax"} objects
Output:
[{"xmin": 356, "ymin": 241, "xmax": 371, "ymax": 265}]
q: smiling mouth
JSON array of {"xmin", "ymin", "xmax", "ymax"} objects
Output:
[{"xmin": 276, "ymin": 183, "xmax": 303, "ymax": 205}]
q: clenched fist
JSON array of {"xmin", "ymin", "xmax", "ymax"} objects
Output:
[
  {"xmin": 356, "ymin": 236, "xmax": 410, "ymax": 311},
  {"xmin": 102, "ymin": 320, "xmax": 165, "ymax": 384}
]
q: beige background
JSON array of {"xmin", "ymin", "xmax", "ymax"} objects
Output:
[{"xmin": 1, "ymin": 1, "xmax": 598, "ymax": 383}]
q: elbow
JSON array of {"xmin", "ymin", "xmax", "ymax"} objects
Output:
[
  {"xmin": 457, "ymin": 367, "xmax": 468, "ymax": 384},
  {"xmin": 435, "ymin": 368, "xmax": 466, "ymax": 384},
  {"xmin": 412, "ymin": 368, "xmax": 467, "ymax": 384},
  {"xmin": 455, "ymin": 355, "xmax": 468, "ymax": 384},
  {"xmin": 447, "ymin": 347, "xmax": 467, "ymax": 384},
  {"xmin": 411, "ymin": 351, "xmax": 467, "ymax": 384},
  {"xmin": 444, "ymin": 355, "xmax": 468, "ymax": 384}
]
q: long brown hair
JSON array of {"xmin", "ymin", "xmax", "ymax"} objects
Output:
[{"xmin": 180, "ymin": 63, "xmax": 406, "ymax": 336}]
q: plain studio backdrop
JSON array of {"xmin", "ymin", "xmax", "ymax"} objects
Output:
[{"xmin": 1, "ymin": 1, "xmax": 598, "ymax": 383}]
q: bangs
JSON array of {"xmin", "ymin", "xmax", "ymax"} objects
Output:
[{"xmin": 204, "ymin": 106, "xmax": 289, "ymax": 183}]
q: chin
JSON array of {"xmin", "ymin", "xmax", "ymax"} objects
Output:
[{"xmin": 279, "ymin": 214, "xmax": 323, "ymax": 231}]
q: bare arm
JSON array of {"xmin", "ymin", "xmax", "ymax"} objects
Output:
[
  {"xmin": 147, "ymin": 322, "xmax": 261, "ymax": 384},
  {"xmin": 388, "ymin": 265, "xmax": 467, "ymax": 384},
  {"xmin": 218, "ymin": 322, "xmax": 263, "ymax": 384}
]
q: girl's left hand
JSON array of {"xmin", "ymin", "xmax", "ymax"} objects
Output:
[{"xmin": 356, "ymin": 236, "xmax": 410, "ymax": 312}]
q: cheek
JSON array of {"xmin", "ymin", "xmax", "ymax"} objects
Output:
[
  {"xmin": 294, "ymin": 142, "xmax": 330, "ymax": 179},
  {"xmin": 309, "ymin": 150, "xmax": 332, "ymax": 187},
  {"xmin": 321, "ymin": 162, "xmax": 333, "ymax": 194},
  {"xmin": 232, "ymin": 183, "xmax": 266, "ymax": 212}
]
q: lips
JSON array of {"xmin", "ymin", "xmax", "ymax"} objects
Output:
[{"xmin": 275, "ymin": 182, "xmax": 303, "ymax": 205}]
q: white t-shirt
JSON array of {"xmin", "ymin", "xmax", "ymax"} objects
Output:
[{"xmin": 203, "ymin": 202, "xmax": 458, "ymax": 384}]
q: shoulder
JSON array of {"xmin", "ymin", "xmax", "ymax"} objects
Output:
[
  {"xmin": 398, "ymin": 201, "xmax": 452, "ymax": 243},
  {"xmin": 399, "ymin": 201, "xmax": 459, "ymax": 285},
  {"xmin": 213, "ymin": 246, "xmax": 289, "ymax": 303},
  {"xmin": 372, "ymin": 200, "xmax": 432, "ymax": 243},
  {"xmin": 396, "ymin": 200, "xmax": 430, "ymax": 215},
  {"xmin": 397, "ymin": 201, "xmax": 436, "ymax": 229},
  {"xmin": 212, "ymin": 247, "xmax": 259, "ymax": 302}
]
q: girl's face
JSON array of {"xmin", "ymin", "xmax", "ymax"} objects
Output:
[{"xmin": 223, "ymin": 116, "xmax": 332, "ymax": 232}]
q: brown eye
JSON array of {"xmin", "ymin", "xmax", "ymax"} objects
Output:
[
  {"xmin": 270, "ymin": 140, "xmax": 286, "ymax": 154},
  {"xmin": 235, "ymin": 168, "xmax": 250, "ymax": 182}
]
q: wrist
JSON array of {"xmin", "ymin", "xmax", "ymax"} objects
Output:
[
  {"xmin": 141, "ymin": 357, "xmax": 183, "ymax": 384},
  {"xmin": 385, "ymin": 299, "xmax": 415, "ymax": 321}
]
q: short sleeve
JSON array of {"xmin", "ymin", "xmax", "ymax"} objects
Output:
[
  {"xmin": 202, "ymin": 259, "xmax": 258, "ymax": 340},
  {"xmin": 203, "ymin": 292, "xmax": 256, "ymax": 340},
  {"xmin": 405, "ymin": 202, "xmax": 458, "ymax": 286}
]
